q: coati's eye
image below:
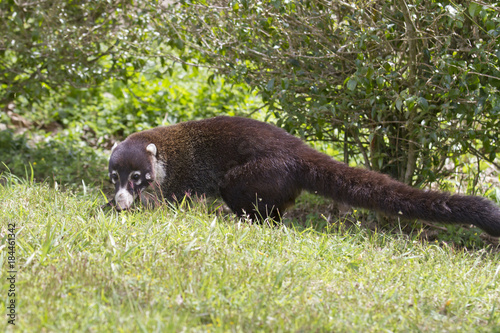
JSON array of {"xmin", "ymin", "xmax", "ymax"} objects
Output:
[
  {"xmin": 130, "ymin": 171, "xmax": 141, "ymax": 182},
  {"xmin": 110, "ymin": 172, "xmax": 118, "ymax": 184}
]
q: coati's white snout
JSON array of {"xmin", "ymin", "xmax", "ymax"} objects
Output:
[{"xmin": 115, "ymin": 187, "xmax": 135, "ymax": 210}]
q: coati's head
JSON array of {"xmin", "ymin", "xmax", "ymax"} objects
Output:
[{"xmin": 108, "ymin": 139, "xmax": 162, "ymax": 210}]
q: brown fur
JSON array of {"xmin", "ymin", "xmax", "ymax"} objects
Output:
[{"xmin": 109, "ymin": 116, "xmax": 500, "ymax": 237}]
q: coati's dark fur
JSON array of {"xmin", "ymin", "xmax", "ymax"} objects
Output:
[{"xmin": 108, "ymin": 116, "xmax": 500, "ymax": 237}]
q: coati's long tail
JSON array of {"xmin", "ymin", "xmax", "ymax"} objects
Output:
[{"xmin": 301, "ymin": 150, "xmax": 500, "ymax": 237}]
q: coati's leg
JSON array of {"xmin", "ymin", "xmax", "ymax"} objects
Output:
[
  {"xmin": 220, "ymin": 181, "xmax": 296, "ymax": 220},
  {"xmin": 219, "ymin": 159, "xmax": 301, "ymax": 220}
]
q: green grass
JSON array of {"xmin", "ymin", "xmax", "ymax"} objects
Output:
[{"xmin": 1, "ymin": 176, "xmax": 499, "ymax": 332}]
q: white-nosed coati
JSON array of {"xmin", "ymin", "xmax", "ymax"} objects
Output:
[{"xmin": 108, "ymin": 116, "xmax": 500, "ymax": 237}]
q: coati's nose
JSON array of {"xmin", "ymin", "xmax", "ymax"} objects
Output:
[{"xmin": 115, "ymin": 188, "xmax": 134, "ymax": 210}]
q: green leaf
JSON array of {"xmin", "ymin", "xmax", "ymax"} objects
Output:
[
  {"xmin": 266, "ymin": 78, "xmax": 275, "ymax": 92},
  {"xmin": 281, "ymin": 77, "xmax": 289, "ymax": 90},
  {"xmin": 395, "ymin": 98, "xmax": 403, "ymax": 111},
  {"xmin": 376, "ymin": 76, "xmax": 385, "ymax": 88},
  {"xmin": 418, "ymin": 97, "xmax": 429, "ymax": 111},
  {"xmin": 468, "ymin": 3, "xmax": 481, "ymax": 18},
  {"xmin": 347, "ymin": 78, "xmax": 357, "ymax": 91}
]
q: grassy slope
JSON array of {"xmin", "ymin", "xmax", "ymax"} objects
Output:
[{"xmin": 1, "ymin": 177, "xmax": 499, "ymax": 332}]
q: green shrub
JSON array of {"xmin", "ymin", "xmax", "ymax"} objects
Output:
[{"xmin": 0, "ymin": 130, "xmax": 107, "ymax": 186}]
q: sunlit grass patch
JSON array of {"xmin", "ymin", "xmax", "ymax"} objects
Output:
[{"xmin": 0, "ymin": 176, "xmax": 499, "ymax": 332}]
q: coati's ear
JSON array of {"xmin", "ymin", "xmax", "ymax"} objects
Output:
[
  {"xmin": 146, "ymin": 143, "xmax": 157, "ymax": 156},
  {"xmin": 111, "ymin": 142, "xmax": 119, "ymax": 152}
]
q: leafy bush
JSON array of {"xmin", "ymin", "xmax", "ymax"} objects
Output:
[
  {"xmin": 13, "ymin": 62, "xmax": 262, "ymax": 146},
  {"xmin": 6, "ymin": 0, "xmax": 499, "ymax": 189},
  {"xmin": 158, "ymin": 0, "xmax": 500, "ymax": 186},
  {"xmin": 0, "ymin": 130, "xmax": 107, "ymax": 185},
  {"xmin": 0, "ymin": 0, "xmax": 151, "ymax": 107}
]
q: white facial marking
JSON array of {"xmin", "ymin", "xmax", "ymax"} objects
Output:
[
  {"xmin": 153, "ymin": 158, "xmax": 166, "ymax": 185},
  {"xmin": 110, "ymin": 170, "xmax": 118, "ymax": 184},
  {"xmin": 115, "ymin": 186, "xmax": 135, "ymax": 210},
  {"xmin": 145, "ymin": 172, "xmax": 152, "ymax": 180},
  {"xmin": 130, "ymin": 171, "xmax": 141, "ymax": 185}
]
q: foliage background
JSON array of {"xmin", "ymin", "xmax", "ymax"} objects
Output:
[{"xmin": 158, "ymin": 0, "xmax": 500, "ymax": 188}]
